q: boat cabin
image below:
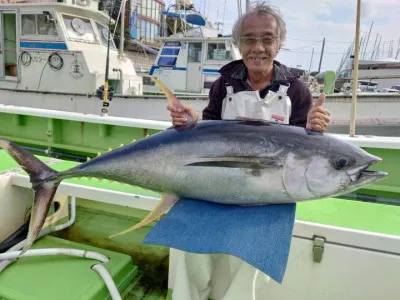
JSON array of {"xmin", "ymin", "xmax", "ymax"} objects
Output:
[
  {"xmin": 143, "ymin": 26, "xmax": 241, "ymax": 95},
  {"xmin": 0, "ymin": 0, "xmax": 142, "ymax": 95}
]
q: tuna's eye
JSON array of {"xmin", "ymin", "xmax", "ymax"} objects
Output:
[{"xmin": 335, "ymin": 157, "xmax": 348, "ymax": 170}]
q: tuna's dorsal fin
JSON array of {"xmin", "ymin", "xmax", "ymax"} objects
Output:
[
  {"xmin": 108, "ymin": 193, "xmax": 179, "ymax": 239},
  {"xmin": 185, "ymin": 157, "xmax": 281, "ymax": 169}
]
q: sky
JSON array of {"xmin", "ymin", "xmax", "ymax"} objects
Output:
[{"xmin": 167, "ymin": 0, "xmax": 400, "ymax": 72}]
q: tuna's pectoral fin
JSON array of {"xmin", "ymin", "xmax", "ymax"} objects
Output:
[
  {"xmin": 185, "ymin": 157, "xmax": 281, "ymax": 169},
  {"xmin": 108, "ymin": 193, "xmax": 179, "ymax": 239}
]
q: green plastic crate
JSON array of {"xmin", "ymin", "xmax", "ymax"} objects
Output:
[{"xmin": 0, "ymin": 236, "xmax": 138, "ymax": 300}]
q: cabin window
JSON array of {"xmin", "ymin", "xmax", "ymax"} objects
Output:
[
  {"xmin": 157, "ymin": 42, "xmax": 181, "ymax": 66},
  {"xmin": 157, "ymin": 56, "xmax": 177, "ymax": 66},
  {"xmin": 161, "ymin": 48, "xmax": 179, "ymax": 55},
  {"xmin": 95, "ymin": 22, "xmax": 116, "ymax": 50},
  {"xmin": 21, "ymin": 13, "xmax": 58, "ymax": 36},
  {"xmin": 62, "ymin": 15, "xmax": 96, "ymax": 43},
  {"xmin": 207, "ymin": 43, "xmax": 232, "ymax": 61},
  {"xmin": 188, "ymin": 43, "xmax": 202, "ymax": 62}
]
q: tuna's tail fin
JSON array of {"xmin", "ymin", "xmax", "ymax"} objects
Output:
[{"xmin": 0, "ymin": 138, "xmax": 60, "ymax": 254}]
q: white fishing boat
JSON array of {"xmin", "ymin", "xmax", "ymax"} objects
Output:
[
  {"xmin": 335, "ymin": 59, "xmax": 400, "ymax": 92},
  {"xmin": 0, "ymin": 0, "xmax": 142, "ymax": 98},
  {"xmin": 142, "ymin": 26, "xmax": 241, "ymax": 95}
]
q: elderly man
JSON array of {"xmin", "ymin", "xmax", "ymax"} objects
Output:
[
  {"xmin": 167, "ymin": 3, "xmax": 331, "ymax": 299},
  {"xmin": 169, "ymin": 3, "xmax": 330, "ymax": 132}
]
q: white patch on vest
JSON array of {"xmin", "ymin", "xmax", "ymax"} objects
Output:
[{"xmin": 221, "ymin": 86, "xmax": 291, "ymax": 123}]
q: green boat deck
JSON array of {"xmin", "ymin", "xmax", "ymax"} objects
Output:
[{"xmin": 0, "ymin": 149, "xmax": 399, "ymax": 299}]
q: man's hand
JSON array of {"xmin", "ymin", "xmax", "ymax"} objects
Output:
[
  {"xmin": 306, "ymin": 93, "xmax": 331, "ymax": 132},
  {"xmin": 167, "ymin": 104, "xmax": 199, "ymax": 126}
]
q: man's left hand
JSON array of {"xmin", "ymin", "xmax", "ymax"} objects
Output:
[{"xmin": 306, "ymin": 93, "xmax": 331, "ymax": 132}]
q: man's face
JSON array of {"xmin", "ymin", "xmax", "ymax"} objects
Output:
[{"xmin": 239, "ymin": 14, "xmax": 279, "ymax": 74}]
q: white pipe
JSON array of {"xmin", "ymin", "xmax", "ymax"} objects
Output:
[
  {"xmin": 0, "ymin": 197, "xmax": 77, "ymax": 272},
  {"xmin": 0, "ymin": 248, "xmax": 109, "ymax": 262},
  {"xmin": 0, "ymin": 196, "xmax": 122, "ymax": 299},
  {"xmin": 92, "ymin": 264, "xmax": 123, "ymax": 300},
  {"xmin": 0, "ymin": 104, "xmax": 171, "ymax": 130},
  {"xmin": 113, "ymin": 68, "xmax": 124, "ymax": 93}
]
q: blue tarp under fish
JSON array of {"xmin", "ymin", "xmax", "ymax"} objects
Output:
[{"xmin": 143, "ymin": 198, "xmax": 296, "ymax": 283}]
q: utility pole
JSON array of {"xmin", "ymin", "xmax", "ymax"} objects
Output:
[
  {"xmin": 318, "ymin": 37, "xmax": 325, "ymax": 73},
  {"xmin": 308, "ymin": 47, "xmax": 314, "ymax": 74}
]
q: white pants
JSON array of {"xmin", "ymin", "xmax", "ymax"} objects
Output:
[{"xmin": 169, "ymin": 249, "xmax": 272, "ymax": 300}]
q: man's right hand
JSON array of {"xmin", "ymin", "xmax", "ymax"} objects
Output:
[{"xmin": 167, "ymin": 104, "xmax": 198, "ymax": 127}]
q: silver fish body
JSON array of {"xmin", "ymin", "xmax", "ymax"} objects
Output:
[
  {"xmin": 0, "ymin": 119, "xmax": 387, "ymax": 251},
  {"xmin": 56, "ymin": 119, "xmax": 384, "ymax": 204}
]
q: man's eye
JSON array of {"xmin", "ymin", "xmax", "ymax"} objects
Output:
[{"xmin": 262, "ymin": 37, "xmax": 274, "ymax": 44}]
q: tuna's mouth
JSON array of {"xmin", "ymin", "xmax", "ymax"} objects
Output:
[
  {"xmin": 359, "ymin": 169, "xmax": 388, "ymax": 179},
  {"xmin": 349, "ymin": 159, "xmax": 387, "ymax": 182}
]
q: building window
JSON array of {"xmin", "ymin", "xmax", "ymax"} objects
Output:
[
  {"xmin": 146, "ymin": 0, "xmax": 151, "ymax": 18},
  {"xmin": 141, "ymin": 19, "xmax": 146, "ymax": 39},
  {"xmin": 207, "ymin": 43, "xmax": 232, "ymax": 61}
]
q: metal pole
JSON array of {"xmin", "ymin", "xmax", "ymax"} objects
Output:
[
  {"xmin": 119, "ymin": 0, "xmax": 126, "ymax": 57},
  {"xmin": 246, "ymin": 0, "xmax": 250, "ymax": 12},
  {"xmin": 308, "ymin": 47, "xmax": 314, "ymax": 74},
  {"xmin": 362, "ymin": 21, "xmax": 373, "ymax": 59},
  {"xmin": 370, "ymin": 33, "xmax": 379, "ymax": 60},
  {"xmin": 173, "ymin": 0, "xmax": 178, "ymax": 34},
  {"xmin": 317, "ymin": 37, "xmax": 325, "ymax": 73},
  {"xmin": 395, "ymin": 38, "xmax": 400, "ymax": 59},
  {"xmin": 350, "ymin": 0, "xmax": 361, "ymax": 137}
]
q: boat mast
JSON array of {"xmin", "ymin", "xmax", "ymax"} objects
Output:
[
  {"xmin": 349, "ymin": 0, "xmax": 361, "ymax": 137},
  {"xmin": 119, "ymin": 0, "xmax": 126, "ymax": 57}
]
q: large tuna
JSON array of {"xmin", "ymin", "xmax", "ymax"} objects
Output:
[{"xmin": 0, "ymin": 78, "xmax": 387, "ymax": 253}]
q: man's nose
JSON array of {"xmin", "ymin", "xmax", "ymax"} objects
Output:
[{"xmin": 251, "ymin": 40, "xmax": 266, "ymax": 51}]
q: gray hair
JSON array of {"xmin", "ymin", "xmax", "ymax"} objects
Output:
[{"xmin": 232, "ymin": 2, "xmax": 287, "ymax": 50}]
